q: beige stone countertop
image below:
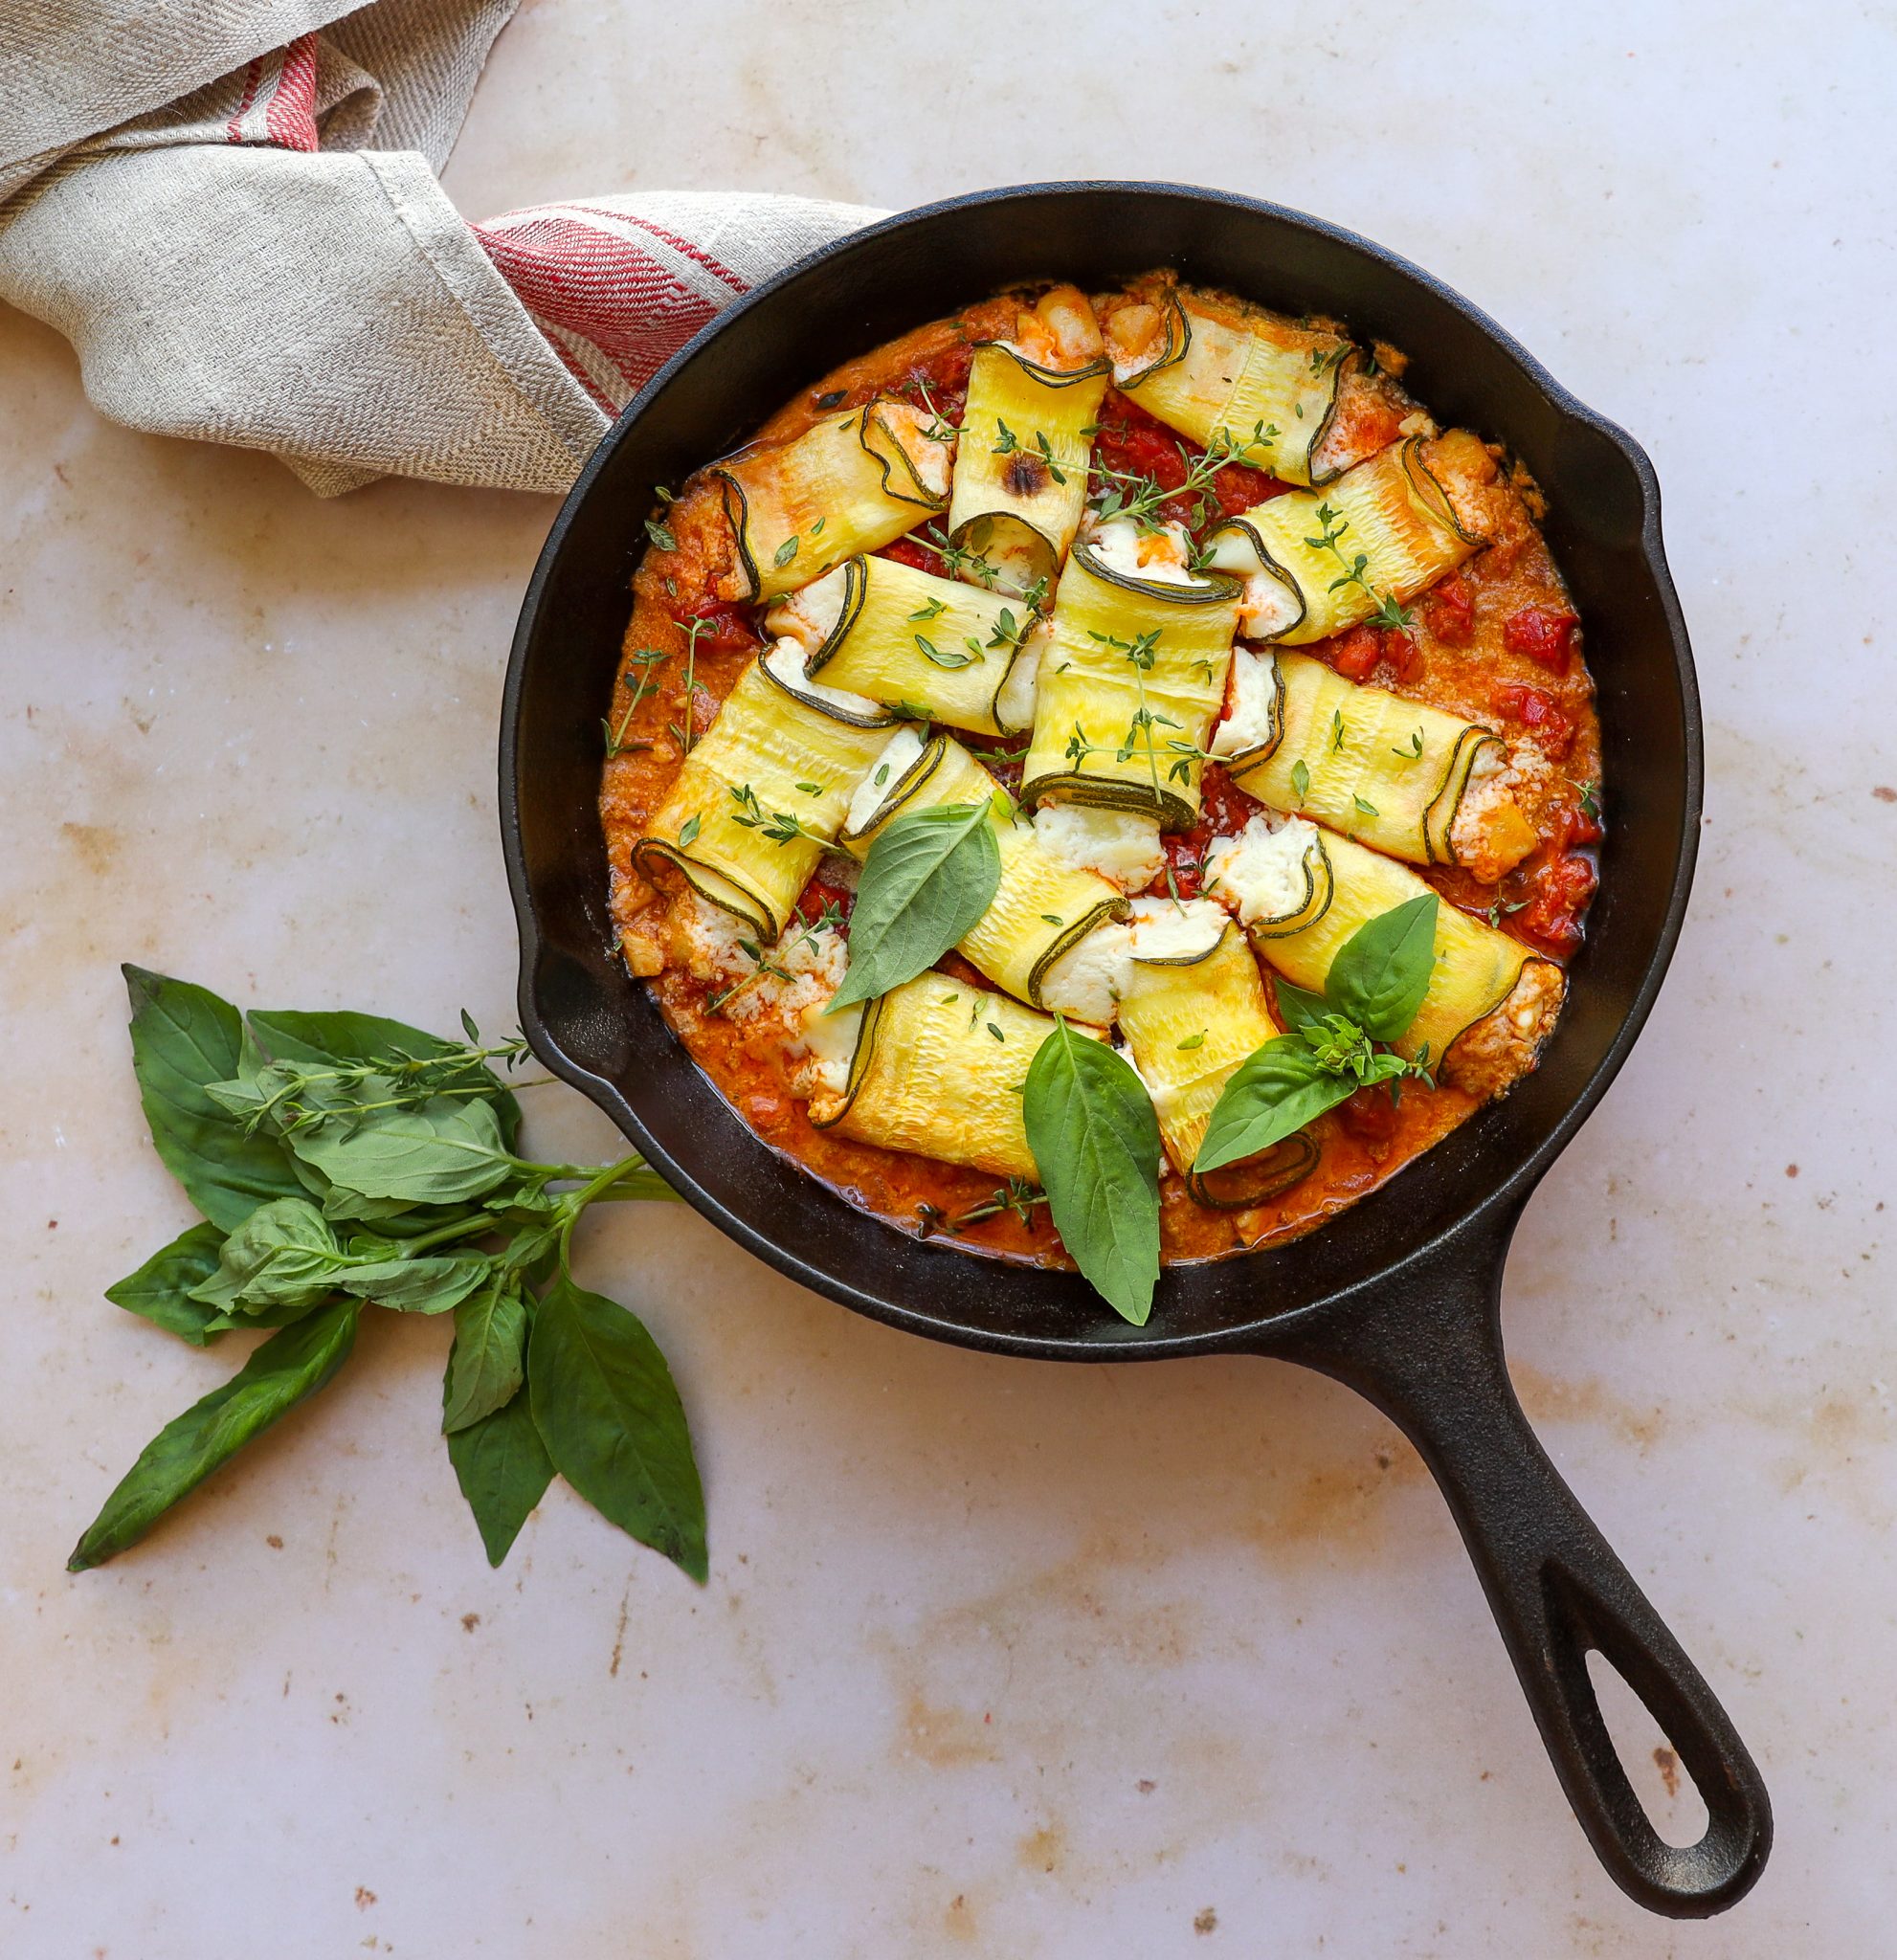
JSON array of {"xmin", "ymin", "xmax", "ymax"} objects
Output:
[{"xmin": 3, "ymin": 3, "xmax": 1891, "ymax": 1954}]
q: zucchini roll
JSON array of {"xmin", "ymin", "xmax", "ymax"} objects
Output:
[
  {"xmin": 841, "ymin": 727, "xmax": 1128, "ymax": 1019},
  {"xmin": 1116, "ymin": 899, "xmax": 1319, "ymax": 1206},
  {"xmin": 1021, "ymin": 522, "xmax": 1241, "ymax": 830},
  {"xmin": 633, "ymin": 647, "xmax": 894, "ymax": 940},
  {"xmin": 1224, "ymin": 651, "xmax": 1538, "ymax": 879},
  {"xmin": 1100, "ymin": 278, "xmax": 1351, "ymax": 489},
  {"xmin": 714, "ymin": 395, "xmax": 953, "ymax": 604},
  {"xmin": 767, "ymin": 554, "xmax": 1043, "ymax": 738},
  {"xmin": 945, "ymin": 285, "xmax": 1109, "ymax": 596},
  {"xmin": 1204, "ymin": 435, "xmax": 1484, "ymax": 644},
  {"xmin": 1206, "ymin": 817, "xmax": 1564, "ymax": 1090},
  {"xmin": 809, "ymin": 973, "xmax": 1076, "ymax": 1182}
]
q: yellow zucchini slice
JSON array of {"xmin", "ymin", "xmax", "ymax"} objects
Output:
[
  {"xmin": 713, "ymin": 396, "xmax": 953, "ymax": 603},
  {"xmin": 841, "ymin": 728, "xmax": 1127, "ymax": 1010},
  {"xmin": 1110, "ymin": 282, "xmax": 1351, "ymax": 488},
  {"xmin": 1231, "ymin": 652, "xmax": 1513, "ymax": 868},
  {"xmin": 1221, "ymin": 823, "xmax": 1546, "ymax": 1066},
  {"xmin": 1116, "ymin": 900, "xmax": 1318, "ymax": 1206},
  {"xmin": 632, "ymin": 651, "xmax": 892, "ymax": 940},
  {"xmin": 810, "ymin": 972, "xmax": 1063, "ymax": 1182},
  {"xmin": 946, "ymin": 315, "xmax": 1108, "ymax": 596},
  {"xmin": 1204, "ymin": 436, "xmax": 1484, "ymax": 645},
  {"xmin": 1021, "ymin": 529, "xmax": 1241, "ymax": 829},
  {"xmin": 772, "ymin": 554, "xmax": 1041, "ymax": 737}
]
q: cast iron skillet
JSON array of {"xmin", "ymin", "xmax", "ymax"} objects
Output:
[{"xmin": 500, "ymin": 183, "xmax": 1771, "ymax": 1917}]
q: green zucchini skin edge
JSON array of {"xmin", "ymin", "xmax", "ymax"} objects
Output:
[
  {"xmin": 1128, "ymin": 917, "xmax": 1238, "ymax": 969},
  {"xmin": 809, "ymin": 988, "xmax": 887, "ymax": 1131},
  {"xmin": 1024, "ymin": 894, "xmax": 1133, "ymax": 1009},
  {"xmin": 714, "ymin": 473, "xmax": 764, "ymax": 605},
  {"xmin": 1187, "ymin": 1131, "xmax": 1320, "ymax": 1211},
  {"xmin": 1242, "ymin": 829, "xmax": 1336, "ymax": 941},
  {"xmin": 758, "ymin": 628, "xmax": 898, "ymax": 731},
  {"xmin": 1017, "ymin": 768, "xmax": 1200, "ymax": 834},
  {"xmin": 799, "ymin": 556, "xmax": 871, "ymax": 677},
  {"xmin": 628, "ymin": 839, "xmax": 779, "ymax": 943},
  {"xmin": 946, "ymin": 511, "xmax": 1058, "ymax": 601},
  {"xmin": 1121, "ymin": 291, "xmax": 1350, "ymax": 489},
  {"xmin": 969, "ymin": 338, "xmax": 1111, "ymax": 388},
  {"xmin": 837, "ymin": 730, "xmax": 952, "ymax": 848},
  {"xmin": 1422, "ymin": 727, "xmax": 1506, "ymax": 866},
  {"xmin": 1215, "ymin": 655, "xmax": 1287, "ymax": 772},
  {"xmin": 1023, "ymin": 539, "xmax": 1239, "ymax": 824},
  {"xmin": 710, "ymin": 401, "xmax": 949, "ymax": 604},
  {"xmin": 1402, "ymin": 437, "xmax": 1484, "ymax": 546},
  {"xmin": 1203, "ymin": 515, "xmax": 1306, "ymax": 641},
  {"xmin": 1068, "ymin": 534, "xmax": 1240, "ymax": 609},
  {"xmin": 806, "ymin": 556, "xmax": 1033, "ymax": 737},
  {"xmin": 1118, "ymin": 288, "xmax": 1191, "ymax": 390}
]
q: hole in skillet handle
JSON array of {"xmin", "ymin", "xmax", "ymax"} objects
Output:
[{"xmin": 1585, "ymin": 1648, "xmax": 1711, "ymax": 1850}]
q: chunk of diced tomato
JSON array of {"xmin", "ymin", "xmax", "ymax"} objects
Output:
[
  {"xmin": 1493, "ymin": 682, "xmax": 1576, "ymax": 759},
  {"xmin": 1422, "ymin": 573, "xmax": 1474, "ymax": 646},
  {"xmin": 1328, "ymin": 624, "xmax": 1383, "ymax": 681},
  {"xmin": 1503, "ymin": 606, "xmax": 1578, "ymax": 674}
]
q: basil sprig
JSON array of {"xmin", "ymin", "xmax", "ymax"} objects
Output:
[
  {"xmin": 1022, "ymin": 1018, "xmax": 1162, "ymax": 1326},
  {"xmin": 1194, "ymin": 895, "xmax": 1441, "ymax": 1174},
  {"xmin": 827, "ymin": 801, "xmax": 1001, "ymax": 1013},
  {"xmin": 72, "ymin": 968, "xmax": 703, "ymax": 1583}
]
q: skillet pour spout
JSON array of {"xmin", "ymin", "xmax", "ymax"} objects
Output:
[{"xmin": 501, "ymin": 181, "xmax": 1771, "ymax": 1916}]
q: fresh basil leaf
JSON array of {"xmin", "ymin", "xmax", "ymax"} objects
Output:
[
  {"xmin": 528, "ymin": 1278, "xmax": 706, "ymax": 1580},
  {"xmin": 123, "ymin": 967, "xmax": 303, "ymax": 1230},
  {"xmin": 827, "ymin": 803, "xmax": 1001, "ymax": 1013},
  {"xmin": 1324, "ymin": 894, "xmax": 1439, "ymax": 1043},
  {"xmin": 248, "ymin": 1008, "xmax": 524, "ymax": 1150},
  {"xmin": 105, "ymin": 1221, "xmax": 228, "ymax": 1346},
  {"xmin": 188, "ymin": 1197, "xmax": 343, "ymax": 1313},
  {"xmin": 1194, "ymin": 1036, "xmax": 1356, "ymax": 1173},
  {"xmin": 286, "ymin": 1097, "xmax": 517, "ymax": 1205},
  {"xmin": 200, "ymin": 1297, "xmax": 329, "ymax": 1333},
  {"xmin": 1272, "ymin": 979, "xmax": 1330, "ymax": 1037},
  {"xmin": 336, "ymin": 1254, "xmax": 492, "ymax": 1315},
  {"xmin": 1022, "ymin": 1021, "xmax": 1161, "ymax": 1326},
  {"xmin": 442, "ymin": 1276, "xmax": 529, "ymax": 1433},
  {"xmin": 444, "ymin": 1369, "xmax": 554, "ymax": 1569},
  {"xmin": 68, "ymin": 1297, "xmax": 360, "ymax": 1571}
]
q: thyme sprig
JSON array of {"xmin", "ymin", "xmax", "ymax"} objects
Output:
[
  {"xmin": 1306, "ymin": 501, "xmax": 1416, "ymax": 632},
  {"xmin": 603, "ymin": 647, "xmax": 671, "ymax": 759},
  {"xmin": 1088, "ymin": 419, "xmax": 1278, "ymax": 533}
]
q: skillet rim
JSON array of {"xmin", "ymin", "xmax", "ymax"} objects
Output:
[{"xmin": 499, "ymin": 178, "xmax": 1703, "ymax": 1362}]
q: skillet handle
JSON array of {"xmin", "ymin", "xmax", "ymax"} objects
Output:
[{"xmin": 1269, "ymin": 1197, "xmax": 1771, "ymax": 1917}]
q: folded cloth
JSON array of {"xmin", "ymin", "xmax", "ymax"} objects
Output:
[{"xmin": 0, "ymin": 2, "xmax": 880, "ymax": 495}]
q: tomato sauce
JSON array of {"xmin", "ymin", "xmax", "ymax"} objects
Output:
[{"xmin": 598, "ymin": 286, "xmax": 1598, "ymax": 1271}]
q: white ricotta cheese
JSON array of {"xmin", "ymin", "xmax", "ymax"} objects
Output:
[
  {"xmin": 846, "ymin": 724, "xmax": 926, "ymax": 835},
  {"xmin": 1204, "ymin": 814, "xmax": 1321, "ymax": 927},
  {"xmin": 1032, "ymin": 801, "xmax": 1165, "ymax": 893},
  {"xmin": 1086, "ymin": 515, "xmax": 1198, "ymax": 585},
  {"xmin": 1209, "ymin": 645, "xmax": 1280, "ymax": 761},
  {"xmin": 1126, "ymin": 895, "xmax": 1227, "ymax": 963},
  {"xmin": 762, "ymin": 638, "xmax": 883, "ymax": 721},
  {"xmin": 1202, "ymin": 528, "xmax": 1302, "ymax": 639},
  {"xmin": 1038, "ymin": 922, "xmax": 1134, "ymax": 1027},
  {"xmin": 993, "ymin": 619, "xmax": 1045, "ymax": 734},
  {"xmin": 791, "ymin": 993, "xmax": 863, "ymax": 1098},
  {"xmin": 1447, "ymin": 742, "xmax": 1509, "ymax": 860},
  {"xmin": 765, "ymin": 566, "xmax": 851, "ymax": 653},
  {"xmin": 879, "ymin": 401, "xmax": 954, "ymax": 499}
]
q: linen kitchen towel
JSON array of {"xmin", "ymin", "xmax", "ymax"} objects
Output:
[{"xmin": 0, "ymin": 1, "xmax": 880, "ymax": 495}]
